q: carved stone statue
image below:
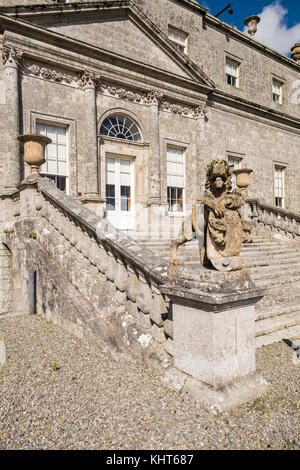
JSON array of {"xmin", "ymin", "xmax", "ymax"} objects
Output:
[
  {"xmin": 202, "ymin": 159, "xmax": 252, "ymax": 271},
  {"xmin": 169, "ymin": 159, "xmax": 252, "ymax": 274}
]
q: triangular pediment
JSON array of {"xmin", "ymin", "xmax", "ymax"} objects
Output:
[
  {"xmin": 1, "ymin": 1, "xmax": 215, "ymax": 88},
  {"xmin": 49, "ymin": 16, "xmax": 194, "ymax": 80}
]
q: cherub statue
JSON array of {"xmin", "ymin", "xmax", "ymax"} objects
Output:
[{"xmin": 169, "ymin": 159, "xmax": 252, "ymax": 274}]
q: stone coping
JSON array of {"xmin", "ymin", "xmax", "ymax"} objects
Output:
[
  {"xmin": 14, "ymin": 177, "xmax": 266, "ymax": 307},
  {"xmin": 1, "ymin": 0, "xmax": 298, "ymax": 72},
  {"xmin": 247, "ymin": 197, "xmax": 300, "ymax": 221},
  {"xmin": 34, "ymin": 178, "xmax": 169, "ymax": 284},
  {"xmin": 161, "ymin": 266, "xmax": 266, "ymax": 309}
]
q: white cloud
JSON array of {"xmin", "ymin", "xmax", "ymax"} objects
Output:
[{"xmin": 243, "ymin": 1, "xmax": 300, "ymax": 56}]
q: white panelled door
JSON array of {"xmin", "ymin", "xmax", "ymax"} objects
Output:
[{"xmin": 105, "ymin": 157, "xmax": 135, "ymax": 230}]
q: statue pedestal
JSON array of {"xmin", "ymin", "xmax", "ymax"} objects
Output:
[
  {"xmin": 81, "ymin": 194, "xmax": 105, "ymax": 217},
  {"xmin": 161, "ymin": 268, "xmax": 269, "ymax": 412}
]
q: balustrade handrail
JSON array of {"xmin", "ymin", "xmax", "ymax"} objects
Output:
[
  {"xmin": 36, "ymin": 178, "xmax": 169, "ymax": 284},
  {"xmin": 246, "ymin": 197, "xmax": 300, "ymax": 222}
]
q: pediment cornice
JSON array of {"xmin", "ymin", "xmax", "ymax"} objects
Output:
[
  {"xmin": 17, "ymin": 56, "xmax": 207, "ymax": 119},
  {"xmin": 0, "ymin": 1, "xmax": 215, "ymax": 89}
]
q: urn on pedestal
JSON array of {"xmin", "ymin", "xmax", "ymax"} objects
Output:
[
  {"xmin": 244, "ymin": 15, "xmax": 260, "ymax": 37},
  {"xmin": 17, "ymin": 134, "xmax": 52, "ymax": 179}
]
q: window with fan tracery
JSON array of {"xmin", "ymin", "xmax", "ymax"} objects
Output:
[{"xmin": 100, "ymin": 115, "xmax": 142, "ymax": 142}]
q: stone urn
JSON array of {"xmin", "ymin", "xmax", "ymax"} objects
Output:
[
  {"xmin": 291, "ymin": 43, "xmax": 300, "ymax": 63},
  {"xmin": 244, "ymin": 15, "xmax": 260, "ymax": 37},
  {"xmin": 17, "ymin": 134, "xmax": 52, "ymax": 179},
  {"xmin": 233, "ymin": 167, "xmax": 253, "ymax": 189}
]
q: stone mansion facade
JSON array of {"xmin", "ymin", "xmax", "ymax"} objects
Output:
[{"xmin": 0, "ymin": 0, "xmax": 299, "ymax": 237}]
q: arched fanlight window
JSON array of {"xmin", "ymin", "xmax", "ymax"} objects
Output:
[{"xmin": 100, "ymin": 114, "xmax": 142, "ymax": 142}]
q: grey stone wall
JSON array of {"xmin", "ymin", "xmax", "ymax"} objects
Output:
[
  {"xmin": 0, "ymin": 62, "xmax": 6, "ymax": 188},
  {"xmin": 0, "ymin": 0, "xmax": 299, "ymax": 220},
  {"xmin": 21, "ymin": 72, "xmax": 85, "ymax": 197},
  {"xmin": 136, "ymin": 0, "xmax": 300, "ymax": 119},
  {"xmin": 1, "ymin": 179, "xmax": 174, "ymax": 367}
]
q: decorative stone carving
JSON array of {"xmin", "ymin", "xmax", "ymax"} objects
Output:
[
  {"xmin": 17, "ymin": 134, "xmax": 52, "ymax": 179},
  {"xmin": 169, "ymin": 160, "xmax": 252, "ymax": 274},
  {"xmin": 78, "ymin": 70, "xmax": 101, "ymax": 90},
  {"xmin": 2, "ymin": 46, "xmax": 23, "ymax": 69},
  {"xmin": 193, "ymin": 105, "xmax": 208, "ymax": 118},
  {"xmin": 26, "ymin": 63, "xmax": 74, "ymax": 84},
  {"xmin": 101, "ymin": 83, "xmax": 205, "ymax": 119},
  {"xmin": 202, "ymin": 160, "xmax": 252, "ymax": 271},
  {"xmin": 101, "ymin": 84, "xmax": 144, "ymax": 102},
  {"xmin": 161, "ymin": 101, "xmax": 207, "ymax": 118},
  {"xmin": 21, "ymin": 57, "xmax": 206, "ymax": 120},
  {"xmin": 145, "ymin": 90, "xmax": 164, "ymax": 105}
]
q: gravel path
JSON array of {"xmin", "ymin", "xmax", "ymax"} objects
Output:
[{"xmin": 0, "ymin": 315, "xmax": 299, "ymax": 450}]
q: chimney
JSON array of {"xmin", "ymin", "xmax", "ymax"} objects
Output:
[
  {"xmin": 291, "ymin": 43, "xmax": 300, "ymax": 64},
  {"xmin": 244, "ymin": 15, "xmax": 260, "ymax": 37}
]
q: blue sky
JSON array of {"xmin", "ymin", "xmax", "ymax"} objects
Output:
[{"xmin": 196, "ymin": 0, "xmax": 300, "ymax": 56}]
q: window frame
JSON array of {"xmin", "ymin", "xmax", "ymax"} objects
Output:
[
  {"xmin": 166, "ymin": 144, "xmax": 186, "ymax": 215},
  {"xmin": 225, "ymin": 57, "xmax": 240, "ymax": 88},
  {"xmin": 168, "ymin": 25, "xmax": 188, "ymax": 54},
  {"xmin": 36, "ymin": 121, "xmax": 69, "ymax": 194},
  {"xmin": 100, "ymin": 114, "xmax": 142, "ymax": 142},
  {"xmin": 272, "ymin": 78, "xmax": 283, "ymax": 105},
  {"xmin": 274, "ymin": 163, "xmax": 286, "ymax": 208},
  {"xmin": 227, "ymin": 155, "xmax": 243, "ymax": 190}
]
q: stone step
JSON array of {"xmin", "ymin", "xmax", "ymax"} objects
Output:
[
  {"xmin": 256, "ymin": 298, "xmax": 300, "ymax": 320},
  {"xmin": 250, "ymin": 261, "xmax": 300, "ymax": 276},
  {"xmin": 154, "ymin": 250, "xmax": 300, "ymax": 266},
  {"xmin": 255, "ymin": 323, "xmax": 300, "ymax": 347},
  {"xmin": 255, "ymin": 310, "xmax": 300, "ymax": 338},
  {"xmin": 251, "ymin": 270, "xmax": 300, "ymax": 286},
  {"xmin": 257, "ymin": 282, "xmax": 300, "ymax": 308}
]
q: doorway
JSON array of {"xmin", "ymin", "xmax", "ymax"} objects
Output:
[{"xmin": 105, "ymin": 156, "xmax": 135, "ymax": 230}]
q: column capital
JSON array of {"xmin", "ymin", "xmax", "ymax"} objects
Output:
[
  {"xmin": 78, "ymin": 70, "xmax": 101, "ymax": 91},
  {"xmin": 2, "ymin": 46, "xmax": 23, "ymax": 70},
  {"xmin": 194, "ymin": 104, "xmax": 208, "ymax": 119},
  {"xmin": 146, "ymin": 90, "xmax": 164, "ymax": 106}
]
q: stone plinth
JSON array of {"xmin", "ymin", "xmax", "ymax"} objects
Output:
[{"xmin": 161, "ymin": 267, "xmax": 269, "ymax": 412}]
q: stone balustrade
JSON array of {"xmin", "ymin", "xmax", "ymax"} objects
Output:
[
  {"xmin": 246, "ymin": 197, "xmax": 300, "ymax": 241},
  {"xmin": 28, "ymin": 178, "xmax": 173, "ymax": 366},
  {"xmin": 0, "ymin": 178, "xmax": 270, "ymax": 411}
]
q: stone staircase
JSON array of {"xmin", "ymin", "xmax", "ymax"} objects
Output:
[{"xmin": 135, "ymin": 233, "xmax": 300, "ymax": 347}]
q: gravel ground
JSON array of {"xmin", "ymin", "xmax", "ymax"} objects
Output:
[{"xmin": 0, "ymin": 314, "xmax": 299, "ymax": 450}]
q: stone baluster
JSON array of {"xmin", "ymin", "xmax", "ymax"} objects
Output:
[{"xmin": 2, "ymin": 46, "xmax": 23, "ymax": 190}]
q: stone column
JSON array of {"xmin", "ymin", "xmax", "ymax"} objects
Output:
[
  {"xmin": 195, "ymin": 104, "xmax": 208, "ymax": 204},
  {"xmin": 2, "ymin": 46, "xmax": 23, "ymax": 190},
  {"xmin": 161, "ymin": 268, "xmax": 269, "ymax": 412},
  {"xmin": 80, "ymin": 70, "xmax": 104, "ymax": 214},
  {"xmin": 147, "ymin": 91, "xmax": 163, "ymax": 205}
]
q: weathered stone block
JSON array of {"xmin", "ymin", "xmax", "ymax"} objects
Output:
[
  {"xmin": 151, "ymin": 322, "xmax": 166, "ymax": 343},
  {"xmin": 105, "ymin": 252, "xmax": 117, "ymax": 282},
  {"xmin": 172, "ymin": 301, "xmax": 257, "ymax": 387},
  {"xmin": 126, "ymin": 268, "xmax": 139, "ymax": 303},
  {"xmin": 125, "ymin": 298, "xmax": 138, "ymax": 317},
  {"xmin": 164, "ymin": 337, "xmax": 173, "ymax": 357},
  {"xmin": 135, "ymin": 310, "xmax": 151, "ymax": 331},
  {"xmin": 149, "ymin": 291, "xmax": 168, "ymax": 327},
  {"xmin": 115, "ymin": 261, "xmax": 128, "ymax": 292},
  {"xmin": 136, "ymin": 275, "xmax": 152, "ymax": 314},
  {"xmin": 163, "ymin": 319, "xmax": 173, "ymax": 339}
]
